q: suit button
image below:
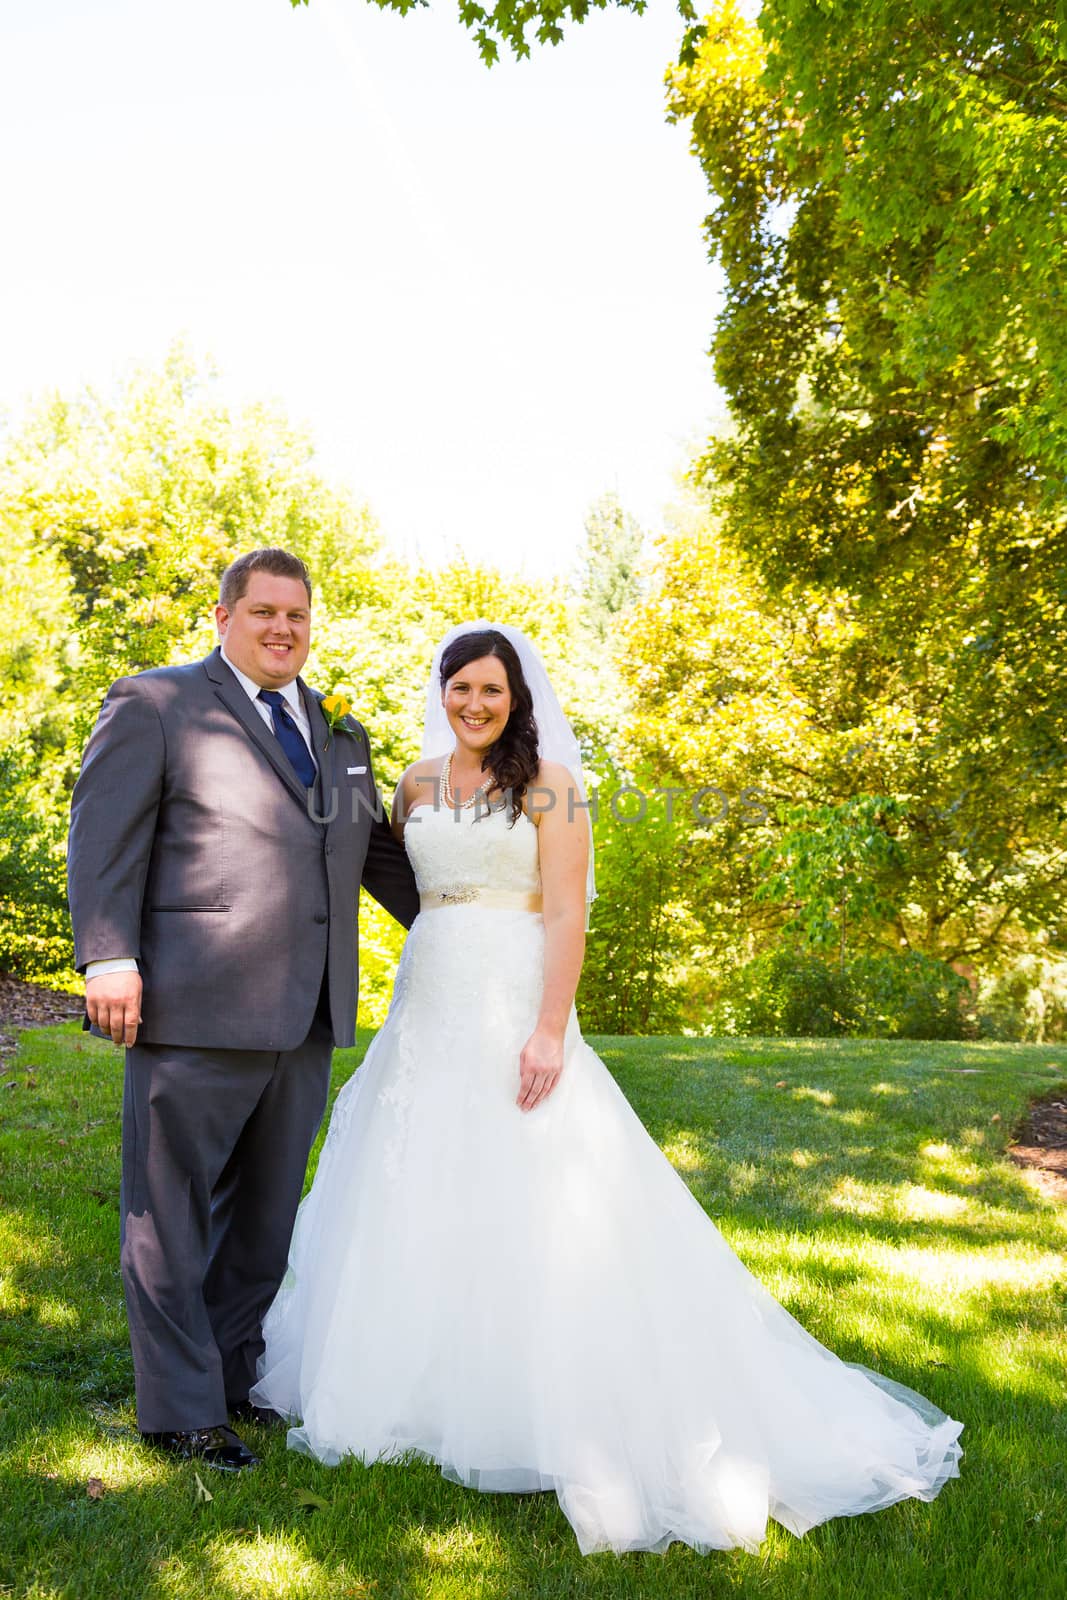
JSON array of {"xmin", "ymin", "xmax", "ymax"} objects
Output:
[{"xmin": 313, "ymin": 911, "xmax": 328, "ymax": 924}]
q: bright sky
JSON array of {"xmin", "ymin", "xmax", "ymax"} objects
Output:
[{"xmin": 2, "ymin": 0, "xmax": 736, "ymax": 574}]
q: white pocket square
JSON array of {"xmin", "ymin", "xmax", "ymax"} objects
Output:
[{"xmin": 348, "ymin": 765, "xmax": 367, "ymax": 775}]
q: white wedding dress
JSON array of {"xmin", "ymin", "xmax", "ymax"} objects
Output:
[{"xmin": 252, "ymin": 798, "xmax": 963, "ymax": 1555}]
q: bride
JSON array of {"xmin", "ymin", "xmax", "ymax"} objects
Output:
[{"xmin": 251, "ymin": 621, "xmax": 963, "ymax": 1556}]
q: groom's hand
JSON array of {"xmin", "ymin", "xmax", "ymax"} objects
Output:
[{"xmin": 85, "ymin": 972, "xmax": 143, "ymax": 1046}]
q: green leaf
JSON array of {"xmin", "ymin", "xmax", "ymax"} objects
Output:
[{"xmin": 293, "ymin": 1487, "xmax": 330, "ymax": 1510}]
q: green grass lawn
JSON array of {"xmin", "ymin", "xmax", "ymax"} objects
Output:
[{"xmin": 2, "ymin": 1026, "xmax": 1066, "ymax": 1600}]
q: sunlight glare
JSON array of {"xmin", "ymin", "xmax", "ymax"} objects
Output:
[
  {"xmin": 791, "ymin": 1087, "xmax": 836, "ymax": 1107},
  {"xmin": 898, "ymin": 1184, "xmax": 971, "ymax": 1222},
  {"xmin": 53, "ymin": 1439, "xmax": 171, "ymax": 1490},
  {"xmin": 663, "ymin": 1134, "xmax": 707, "ymax": 1174},
  {"xmin": 828, "ymin": 1177, "xmax": 883, "ymax": 1216},
  {"xmin": 419, "ymin": 1526, "xmax": 508, "ymax": 1563},
  {"xmin": 34, "ymin": 1295, "xmax": 79, "ymax": 1330},
  {"xmin": 170, "ymin": 1534, "xmax": 332, "ymax": 1599}
]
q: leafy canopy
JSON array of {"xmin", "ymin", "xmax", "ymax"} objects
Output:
[{"xmin": 289, "ymin": 0, "xmax": 701, "ymax": 64}]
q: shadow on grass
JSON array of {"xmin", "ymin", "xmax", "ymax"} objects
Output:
[
  {"xmin": 2, "ymin": 1025, "xmax": 1065, "ymax": 1598},
  {"xmin": 0, "ymin": 1351, "xmax": 1059, "ymax": 1600},
  {"xmin": 597, "ymin": 1037, "xmax": 1067, "ymax": 1256}
]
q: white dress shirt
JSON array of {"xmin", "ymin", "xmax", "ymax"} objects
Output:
[
  {"xmin": 221, "ymin": 644, "xmax": 314, "ymax": 756},
  {"xmin": 85, "ymin": 647, "xmax": 315, "ymax": 981}
]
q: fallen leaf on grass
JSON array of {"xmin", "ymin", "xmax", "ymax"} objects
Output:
[
  {"xmin": 86, "ymin": 1478, "xmax": 105, "ymax": 1500},
  {"xmin": 293, "ymin": 1487, "xmax": 330, "ymax": 1511},
  {"xmin": 194, "ymin": 1472, "xmax": 214, "ymax": 1503}
]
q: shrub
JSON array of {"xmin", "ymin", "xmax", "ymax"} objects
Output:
[
  {"xmin": 977, "ymin": 955, "xmax": 1067, "ymax": 1042},
  {"xmin": 709, "ymin": 946, "xmax": 973, "ymax": 1039},
  {"xmin": 0, "ymin": 748, "xmax": 74, "ymax": 982}
]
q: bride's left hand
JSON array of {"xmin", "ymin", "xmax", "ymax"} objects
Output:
[{"xmin": 517, "ymin": 1028, "xmax": 564, "ymax": 1112}]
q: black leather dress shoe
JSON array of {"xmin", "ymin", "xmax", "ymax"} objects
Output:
[
  {"xmin": 229, "ymin": 1401, "xmax": 286, "ymax": 1429},
  {"xmin": 142, "ymin": 1425, "xmax": 260, "ymax": 1472}
]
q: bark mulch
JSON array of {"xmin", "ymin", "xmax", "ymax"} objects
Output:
[
  {"xmin": 0, "ymin": 974, "xmax": 1064, "ymax": 1199},
  {"xmin": 0, "ymin": 973, "xmax": 84, "ymax": 1055},
  {"xmin": 1007, "ymin": 1089, "xmax": 1067, "ymax": 1202}
]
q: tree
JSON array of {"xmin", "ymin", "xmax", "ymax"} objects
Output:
[
  {"xmin": 618, "ymin": 517, "xmax": 1067, "ymax": 990},
  {"xmin": 653, "ymin": 2, "xmax": 1067, "ymax": 1002},
  {"xmin": 574, "ymin": 492, "xmax": 646, "ymax": 641},
  {"xmin": 289, "ymin": 0, "xmax": 693, "ymax": 64},
  {"xmin": 0, "ymin": 746, "xmax": 72, "ymax": 980},
  {"xmin": 576, "ymin": 756, "xmax": 699, "ymax": 1034},
  {"xmin": 664, "ymin": 7, "xmax": 1067, "ymax": 803},
  {"xmin": 752, "ymin": 796, "xmax": 909, "ymax": 968},
  {"xmin": 0, "ymin": 515, "xmax": 77, "ymax": 978},
  {"xmin": 670, "ymin": 1, "xmax": 1067, "ymax": 487},
  {"xmin": 0, "ymin": 347, "xmax": 386, "ymax": 981},
  {"xmin": 0, "ymin": 345, "xmax": 383, "ymax": 744},
  {"xmin": 0, "ymin": 506, "xmax": 75, "ymax": 755}
]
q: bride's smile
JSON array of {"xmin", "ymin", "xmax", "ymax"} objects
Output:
[{"xmin": 441, "ymin": 655, "xmax": 513, "ymax": 782}]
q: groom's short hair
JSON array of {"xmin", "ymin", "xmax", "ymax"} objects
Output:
[{"xmin": 219, "ymin": 548, "xmax": 313, "ymax": 610}]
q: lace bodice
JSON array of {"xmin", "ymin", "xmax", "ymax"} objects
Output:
[{"xmin": 403, "ymin": 799, "xmax": 540, "ymax": 898}]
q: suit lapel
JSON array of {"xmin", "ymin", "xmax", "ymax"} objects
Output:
[
  {"xmin": 303, "ymin": 683, "xmax": 337, "ymax": 824},
  {"xmin": 203, "ymin": 649, "xmax": 310, "ymax": 809}
]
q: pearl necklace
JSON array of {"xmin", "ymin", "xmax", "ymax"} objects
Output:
[{"xmin": 442, "ymin": 749, "xmax": 493, "ymax": 811}]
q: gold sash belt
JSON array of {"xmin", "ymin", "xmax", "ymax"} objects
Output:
[{"xmin": 419, "ymin": 887, "xmax": 543, "ymax": 913}]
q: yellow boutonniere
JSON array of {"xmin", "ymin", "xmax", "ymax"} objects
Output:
[{"xmin": 321, "ymin": 690, "xmax": 356, "ymax": 741}]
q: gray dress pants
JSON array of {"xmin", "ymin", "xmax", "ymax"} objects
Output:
[{"xmin": 120, "ymin": 1004, "xmax": 334, "ymax": 1433}]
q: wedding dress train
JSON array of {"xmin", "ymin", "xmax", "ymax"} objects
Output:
[{"xmin": 252, "ymin": 799, "xmax": 962, "ymax": 1555}]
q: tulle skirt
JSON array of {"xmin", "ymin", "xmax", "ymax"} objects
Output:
[{"xmin": 252, "ymin": 907, "xmax": 963, "ymax": 1554}]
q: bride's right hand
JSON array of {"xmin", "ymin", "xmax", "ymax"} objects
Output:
[{"xmin": 517, "ymin": 1027, "xmax": 564, "ymax": 1112}]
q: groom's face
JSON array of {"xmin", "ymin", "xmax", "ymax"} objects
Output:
[{"xmin": 215, "ymin": 573, "xmax": 311, "ymax": 688}]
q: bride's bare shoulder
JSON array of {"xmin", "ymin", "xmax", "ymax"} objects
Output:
[
  {"xmin": 533, "ymin": 759, "xmax": 581, "ymax": 793},
  {"xmin": 391, "ymin": 757, "xmax": 444, "ymax": 838},
  {"xmin": 524, "ymin": 760, "xmax": 583, "ymax": 826},
  {"xmin": 401, "ymin": 755, "xmax": 443, "ymax": 784}
]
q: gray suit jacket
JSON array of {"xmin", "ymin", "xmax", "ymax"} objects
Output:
[{"xmin": 67, "ymin": 647, "xmax": 419, "ymax": 1051}]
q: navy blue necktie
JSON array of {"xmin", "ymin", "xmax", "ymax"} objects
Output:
[{"xmin": 258, "ymin": 690, "xmax": 317, "ymax": 789}]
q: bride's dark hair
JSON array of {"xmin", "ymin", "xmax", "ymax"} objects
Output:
[{"xmin": 439, "ymin": 629, "xmax": 540, "ymax": 824}]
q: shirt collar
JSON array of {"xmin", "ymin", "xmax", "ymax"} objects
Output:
[{"xmin": 220, "ymin": 644, "xmax": 303, "ymax": 716}]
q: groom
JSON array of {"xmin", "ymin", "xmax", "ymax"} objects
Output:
[{"xmin": 67, "ymin": 547, "xmax": 419, "ymax": 1471}]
